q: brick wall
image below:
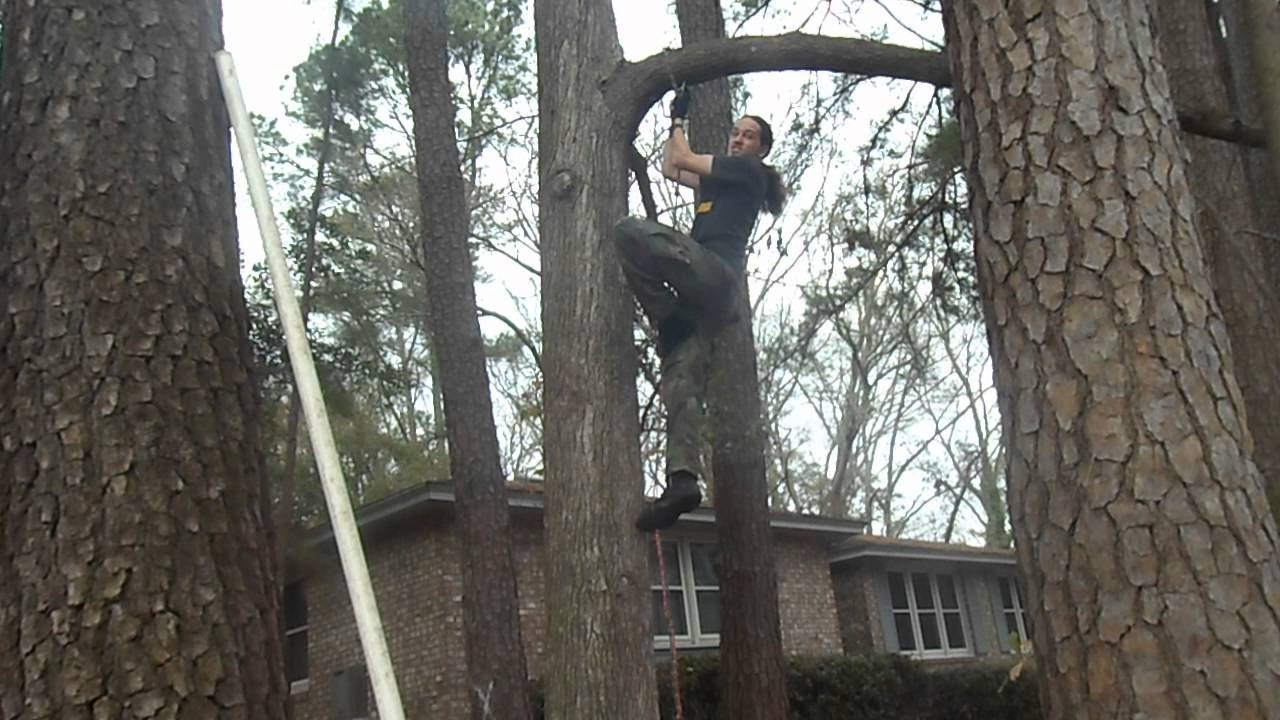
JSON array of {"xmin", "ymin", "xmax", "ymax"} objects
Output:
[
  {"xmin": 291, "ymin": 511, "xmax": 843, "ymax": 718},
  {"xmin": 774, "ymin": 536, "xmax": 843, "ymax": 655}
]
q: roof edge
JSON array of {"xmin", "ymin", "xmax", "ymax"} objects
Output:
[
  {"xmin": 302, "ymin": 481, "xmax": 868, "ymax": 549},
  {"xmin": 829, "ymin": 542, "xmax": 1017, "ymax": 566}
]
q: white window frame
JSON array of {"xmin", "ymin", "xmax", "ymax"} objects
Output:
[
  {"xmin": 284, "ymin": 582, "xmax": 310, "ymax": 692},
  {"xmin": 887, "ymin": 571, "xmax": 972, "ymax": 660},
  {"xmin": 650, "ymin": 539, "xmax": 721, "ymax": 649},
  {"xmin": 996, "ymin": 575, "xmax": 1030, "ymax": 652}
]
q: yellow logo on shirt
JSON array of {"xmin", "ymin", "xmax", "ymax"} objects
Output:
[{"xmin": 696, "ymin": 201, "xmax": 714, "ymax": 214}]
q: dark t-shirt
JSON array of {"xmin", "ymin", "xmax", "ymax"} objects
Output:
[{"xmin": 690, "ymin": 155, "xmax": 767, "ymax": 270}]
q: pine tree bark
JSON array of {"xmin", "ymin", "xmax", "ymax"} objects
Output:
[
  {"xmin": 672, "ymin": 2, "xmax": 791, "ymax": 718},
  {"xmin": 0, "ymin": 2, "xmax": 286, "ymax": 718},
  {"xmin": 533, "ymin": 0, "xmax": 660, "ymax": 718},
  {"xmin": 941, "ymin": 1, "xmax": 1280, "ymax": 717},
  {"xmin": 402, "ymin": 1, "xmax": 533, "ymax": 719}
]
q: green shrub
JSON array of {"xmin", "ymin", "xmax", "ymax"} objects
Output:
[{"xmin": 533, "ymin": 652, "xmax": 1041, "ymax": 719}]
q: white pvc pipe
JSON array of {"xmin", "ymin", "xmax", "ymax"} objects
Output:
[{"xmin": 214, "ymin": 50, "xmax": 407, "ymax": 720}]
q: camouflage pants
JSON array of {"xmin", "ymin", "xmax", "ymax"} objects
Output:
[{"xmin": 613, "ymin": 216, "xmax": 738, "ymax": 480}]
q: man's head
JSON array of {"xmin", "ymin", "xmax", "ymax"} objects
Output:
[{"xmin": 727, "ymin": 115, "xmax": 773, "ymax": 158}]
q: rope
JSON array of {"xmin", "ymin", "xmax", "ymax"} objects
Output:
[{"xmin": 653, "ymin": 530, "xmax": 686, "ymax": 720}]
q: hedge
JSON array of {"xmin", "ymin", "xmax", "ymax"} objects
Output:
[{"xmin": 534, "ymin": 653, "xmax": 1041, "ymax": 719}]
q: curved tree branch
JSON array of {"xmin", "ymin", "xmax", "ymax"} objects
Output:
[
  {"xmin": 606, "ymin": 33, "xmax": 950, "ymax": 128},
  {"xmin": 478, "ymin": 306, "xmax": 543, "ymax": 370},
  {"xmin": 605, "ymin": 32, "xmax": 1265, "ymax": 147}
]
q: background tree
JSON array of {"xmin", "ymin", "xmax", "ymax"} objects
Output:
[
  {"xmin": 941, "ymin": 1, "xmax": 1280, "ymax": 716},
  {"xmin": 1155, "ymin": 0, "xmax": 1280, "ymax": 531},
  {"xmin": 250, "ymin": 0, "xmax": 540, "ymax": 521},
  {"xmin": 0, "ymin": 1, "xmax": 286, "ymax": 717},
  {"xmin": 403, "ymin": 0, "xmax": 532, "ymax": 716},
  {"xmin": 673, "ymin": 1, "xmax": 791, "ymax": 717}
]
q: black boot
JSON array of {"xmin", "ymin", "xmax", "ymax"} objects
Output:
[{"xmin": 636, "ymin": 471, "xmax": 702, "ymax": 531}]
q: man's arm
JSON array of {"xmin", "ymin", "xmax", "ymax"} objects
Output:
[{"xmin": 661, "ymin": 122, "xmax": 712, "ymax": 190}]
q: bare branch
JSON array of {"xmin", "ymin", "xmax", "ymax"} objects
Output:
[{"xmin": 478, "ymin": 306, "xmax": 543, "ymax": 370}]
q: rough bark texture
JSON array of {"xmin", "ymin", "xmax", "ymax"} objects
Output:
[
  {"xmin": 671, "ymin": 2, "xmax": 790, "ymax": 719},
  {"xmin": 533, "ymin": 0, "xmax": 660, "ymax": 718},
  {"xmin": 0, "ymin": 2, "xmax": 286, "ymax": 718},
  {"xmin": 403, "ymin": 1, "xmax": 533, "ymax": 719},
  {"xmin": 1157, "ymin": 0, "xmax": 1280, "ymax": 530},
  {"xmin": 941, "ymin": 2, "xmax": 1280, "ymax": 718}
]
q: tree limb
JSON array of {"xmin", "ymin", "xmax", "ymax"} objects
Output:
[
  {"xmin": 477, "ymin": 306, "xmax": 543, "ymax": 370},
  {"xmin": 628, "ymin": 145, "xmax": 659, "ymax": 220},
  {"xmin": 606, "ymin": 32, "xmax": 1266, "ymax": 148}
]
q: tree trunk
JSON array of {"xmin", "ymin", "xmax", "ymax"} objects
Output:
[
  {"xmin": 402, "ymin": 1, "xmax": 533, "ymax": 719},
  {"xmin": 941, "ymin": 2, "xmax": 1280, "ymax": 718},
  {"xmin": 1217, "ymin": 0, "xmax": 1280, "ymax": 525},
  {"xmin": 1157, "ymin": 0, "xmax": 1280, "ymax": 529},
  {"xmin": 0, "ymin": 2, "xmax": 286, "ymax": 717},
  {"xmin": 673, "ymin": 2, "xmax": 791, "ymax": 718},
  {"xmin": 533, "ymin": 0, "xmax": 659, "ymax": 718},
  {"xmin": 1242, "ymin": 0, "xmax": 1280, "ymax": 187},
  {"xmin": 280, "ymin": 0, "xmax": 347, "ymax": 606}
]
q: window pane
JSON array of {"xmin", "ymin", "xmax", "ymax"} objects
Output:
[
  {"xmin": 888, "ymin": 573, "xmax": 908, "ymax": 610},
  {"xmin": 893, "ymin": 613, "xmax": 916, "ymax": 651},
  {"xmin": 690, "ymin": 543, "xmax": 719, "ymax": 586},
  {"xmin": 1022, "ymin": 609, "xmax": 1032, "ymax": 636},
  {"xmin": 284, "ymin": 583, "xmax": 307, "ymax": 629},
  {"xmin": 912, "ymin": 574, "xmax": 935, "ymax": 610},
  {"xmin": 652, "ymin": 590, "xmax": 688, "ymax": 635},
  {"xmin": 1013, "ymin": 579, "xmax": 1024, "ymax": 607},
  {"xmin": 918, "ymin": 612, "xmax": 942, "ymax": 650},
  {"xmin": 696, "ymin": 590, "xmax": 721, "ymax": 634},
  {"xmin": 286, "ymin": 630, "xmax": 308, "ymax": 682},
  {"xmin": 1004, "ymin": 611, "xmax": 1021, "ymax": 639},
  {"xmin": 937, "ymin": 575, "xmax": 959, "ymax": 609},
  {"xmin": 649, "ymin": 542, "xmax": 681, "ymax": 586},
  {"xmin": 943, "ymin": 612, "xmax": 966, "ymax": 650},
  {"xmin": 998, "ymin": 577, "xmax": 1013, "ymax": 610}
]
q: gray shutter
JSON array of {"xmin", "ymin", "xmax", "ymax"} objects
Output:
[
  {"xmin": 331, "ymin": 664, "xmax": 369, "ymax": 720},
  {"xmin": 874, "ymin": 566, "xmax": 900, "ymax": 653}
]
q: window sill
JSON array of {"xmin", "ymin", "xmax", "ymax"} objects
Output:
[
  {"xmin": 289, "ymin": 679, "xmax": 311, "ymax": 696},
  {"xmin": 654, "ymin": 638, "xmax": 720, "ymax": 651}
]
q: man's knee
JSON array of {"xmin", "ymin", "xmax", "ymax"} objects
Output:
[{"xmin": 614, "ymin": 216, "xmax": 650, "ymax": 244}]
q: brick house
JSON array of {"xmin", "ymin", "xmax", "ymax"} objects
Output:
[{"xmin": 285, "ymin": 483, "xmax": 1026, "ymax": 718}]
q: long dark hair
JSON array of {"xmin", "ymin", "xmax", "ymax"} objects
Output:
[{"xmin": 744, "ymin": 114, "xmax": 787, "ymax": 216}]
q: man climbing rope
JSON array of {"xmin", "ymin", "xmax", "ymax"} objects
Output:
[{"xmin": 615, "ymin": 86, "xmax": 786, "ymax": 531}]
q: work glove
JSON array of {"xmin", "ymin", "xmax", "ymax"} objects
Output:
[{"xmin": 669, "ymin": 86, "xmax": 692, "ymax": 120}]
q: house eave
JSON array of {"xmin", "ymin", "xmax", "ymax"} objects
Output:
[
  {"xmin": 301, "ymin": 481, "xmax": 867, "ymax": 551},
  {"xmin": 829, "ymin": 545, "xmax": 1017, "ymax": 567}
]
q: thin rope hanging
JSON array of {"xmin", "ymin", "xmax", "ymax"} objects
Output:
[{"xmin": 654, "ymin": 530, "xmax": 686, "ymax": 720}]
